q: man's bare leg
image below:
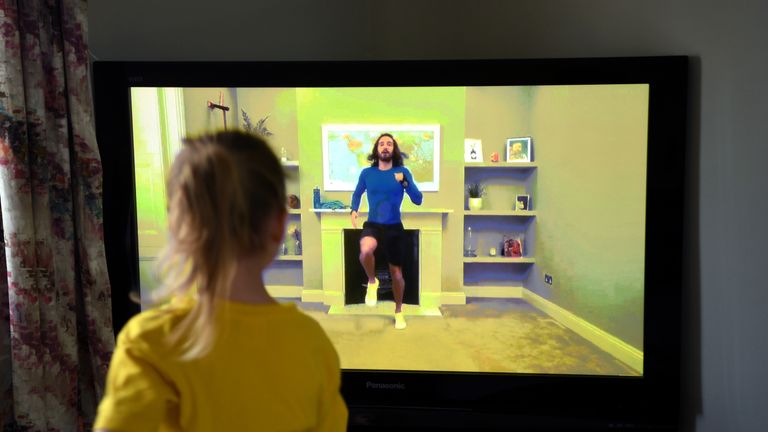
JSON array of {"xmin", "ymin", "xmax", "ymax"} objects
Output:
[
  {"xmin": 390, "ymin": 264, "xmax": 406, "ymax": 329},
  {"xmin": 360, "ymin": 236, "xmax": 379, "ymax": 306},
  {"xmin": 359, "ymin": 236, "xmax": 378, "ymax": 283}
]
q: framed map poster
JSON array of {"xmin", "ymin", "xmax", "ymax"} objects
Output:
[{"xmin": 321, "ymin": 124, "xmax": 441, "ymax": 191}]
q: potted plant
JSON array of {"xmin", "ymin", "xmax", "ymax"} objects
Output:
[{"xmin": 466, "ymin": 182, "xmax": 485, "ymax": 211}]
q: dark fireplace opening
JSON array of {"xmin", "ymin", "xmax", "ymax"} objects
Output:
[{"xmin": 343, "ymin": 229, "xmax": 419, "ymax": 306}]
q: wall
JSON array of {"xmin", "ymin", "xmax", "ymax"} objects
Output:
[
  {"xmin": 529, "ymin": 85, "xmax": 649, "ymax": 350},
  {"xmin": 294, "ymin": 87, "xmax": 465, "ymax": 292},
  {"xmin": 236, "ymin": 88, "xmax": 300, "ymax": 196},
  {"xmin": 88, "ymin": 1, "xmax": 768, "ymax": 431},
  {"xmin": 183, "ymin": 88, "xmax": 238, "ymax": 134}
]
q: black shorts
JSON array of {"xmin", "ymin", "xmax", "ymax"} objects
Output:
[{"xmin": 360, "ymin": 221, "xmax": 406, "ymax": 267}]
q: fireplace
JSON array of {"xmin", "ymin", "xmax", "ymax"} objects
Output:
[
  {"xmin": 343, "ymin": 229, "xmax": 420, "ymax": 306},
  {"xmin": 308, "ymin": 208, "xmax": 460, "ymax": 315}
]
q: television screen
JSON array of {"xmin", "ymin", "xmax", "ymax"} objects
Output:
[{"xmin": 95, "ymin": 58, "xmax": 686, "ymax": 430}]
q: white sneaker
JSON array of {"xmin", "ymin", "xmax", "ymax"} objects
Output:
[
  {"xmin": 365, "ymin": 278, "xmax": 379, "ymax": 307},
  {"xmin": 394, "ymin": 312, "xmax": 407, "ymax": 330}
]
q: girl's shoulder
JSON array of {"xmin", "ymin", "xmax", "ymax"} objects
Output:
[{"xmin": 117, "ymin": 301, "xmax": 192, "ymax": 350}]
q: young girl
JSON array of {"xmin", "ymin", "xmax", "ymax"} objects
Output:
[{"xmin": 95, "ymin": 131, "xmax": 347, "ymax": 431}]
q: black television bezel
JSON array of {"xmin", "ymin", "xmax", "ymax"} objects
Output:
[{"xmin": 94, "ymin": 57, "xmax": 686, "ymax": 431}]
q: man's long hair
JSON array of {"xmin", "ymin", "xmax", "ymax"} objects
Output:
[{"xmin": 367, "ymin": 133, "xmax": 404, "ymax": 167}]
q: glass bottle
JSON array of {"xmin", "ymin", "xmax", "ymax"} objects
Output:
[
  {"xmin": 313, "ymin": 186, "xmax": 321, "ymax": 209},
  {"xmin": 464, "ymin": 226, "xmax": 476, "ymax": 257}
]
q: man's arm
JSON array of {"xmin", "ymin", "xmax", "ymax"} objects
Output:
[
  {"xmin": 351, "ymin": 169, "xmax": 366, "ymax": 212},
  {"xmin": 351, "ymin": 169, "xmax": 367, "ymax": 227},
  {"xmin": 402, "ymin": 168, "xmax": 423, "ymax": 205}
]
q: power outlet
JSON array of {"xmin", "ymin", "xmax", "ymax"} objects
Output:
[{"xmin": 544, "ymin": 273, "xmax": 553, "ymax": 285}]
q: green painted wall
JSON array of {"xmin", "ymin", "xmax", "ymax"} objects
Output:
[
  {"xmin": 134, "ymin": 87, "xmax": 238, "ymax": 257},
  {"xmin": 529, "ymin": 85, "xmax": 649, "ymax": 349},
  {"xmin": 183, "ymin": 88, "xmax": 239, "ymax": 135},
  {"xmin": 295, "ymin": 87, "xmax": 466, "ymax": 292},
  {"xmin": 466, "ymin": 86, "xmax": 533, "ymax": 154},
  {"xmin": 236, "ymin": 88, "xmax": 301, "ymax": 198}
]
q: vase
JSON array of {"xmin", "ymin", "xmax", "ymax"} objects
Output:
[{"xmin": 468, "ymin": 197, "xmax": 483, "ymax": 211}]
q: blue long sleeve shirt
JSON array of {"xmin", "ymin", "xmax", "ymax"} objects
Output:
[{"xmin": 350, "ymin": 166, "xmax": 423, "ymax": 224}]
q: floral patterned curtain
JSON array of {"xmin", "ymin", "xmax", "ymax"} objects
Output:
[{"xmin": 0, "ymin": 1, "xmax": 115, "ymax": 430}]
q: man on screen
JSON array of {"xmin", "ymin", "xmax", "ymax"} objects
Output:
[{"xmin": 350, "ymin": 133, "xmax": 423, "ymax": 329}]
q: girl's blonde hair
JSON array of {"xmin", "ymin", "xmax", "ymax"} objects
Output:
[{"xmin": 157, "ymin": 130, "xmax": 286, "ymax": 359}]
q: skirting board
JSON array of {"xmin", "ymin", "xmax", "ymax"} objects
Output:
[
  {"xmin": 522, "ymin": 288, "xmax": 644, "ymax": 374},
  {"xmin": 463, "ymin": 285, "xmax": 523, "ymax": 299},
  {"xmin": 266, "ymin": 285, "xmax": 302, "ymax": 298},
  {"xmin": 301, "ymin": 289, "xmax": 324, "ymax": 303},
  {"xmin": 328, "ymin": 302, "xmax": 442, "ymax": 316},
  {"xmin": 301, "ymin": 290, "xmax": 466, "ymax": 306},
  {"xmin": 440, "ymin": 292, "xmax": 467, "ymax": 305}
]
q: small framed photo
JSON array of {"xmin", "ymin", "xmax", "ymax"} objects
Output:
[
  {"xmin": 504, "ymin": 237, "xmax": 524, "ymax": 258},
  {"xmin": 464, "ymin": 138, "xmax": 483, "ymax": 162},
  {"xmin": 515, "ymin": 194, "xmax": 530, "ymax": 211},
  {"xmin": 506, "ymin": 137, "xmax": 532, "ymax": 162}
]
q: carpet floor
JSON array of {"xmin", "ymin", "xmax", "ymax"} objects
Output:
[{"xmin": 288, "ymin": 298, "xmax": 639, "ymax": 376}]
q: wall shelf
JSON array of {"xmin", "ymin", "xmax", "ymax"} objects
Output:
[
  {"xmin": 462, "ymin": 158, "xmax": 538, "ymax": 296},
  {"xmin": 464, "ymin": 162, "xmax": 537, "ymax": 169},
  {"xmin": 463, "ymin": 210, "xmax": 537, "ymax": 216},
  {"xmin": 276, "ymin": 255, "xmax": 303, "ymax": 261},
  {"xmin": 312, "ymin": 208, "xmax": 453, "ymax": 214},
  {"xmin": 269, "ymin": 159, "xmax": 303, "ymax": 295},
  {"xmin": 463, "ymin": 257, "xmax": 535, "ymax": 264}
]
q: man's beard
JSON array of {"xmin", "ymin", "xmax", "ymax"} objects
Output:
[{"xmin": 379, "ymin": 151, "xmax": 392, "ymax": 162}]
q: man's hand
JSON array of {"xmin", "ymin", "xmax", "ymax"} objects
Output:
[
  {"xmin": 351, "ymin": 210, "xmax": 358, "ymax": 228},
  {"xmin": 394, "ymin": 172, "xmax": 404, "ymax": 183}
]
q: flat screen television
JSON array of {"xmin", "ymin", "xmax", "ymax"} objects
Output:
[{"xmin": 93, "ymin": 57, "xmax": 686, "ymax": 431}]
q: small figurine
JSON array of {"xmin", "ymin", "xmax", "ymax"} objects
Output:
[{"xmin": 289, "ymin": 225, "xmax": 302, "ymax": 255}]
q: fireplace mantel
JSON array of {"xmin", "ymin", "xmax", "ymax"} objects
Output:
[
  {"xmin": 310, "ymin": 208, "xmax": 454, "ymax": 214},
  {"xmin": 305, "ymin": 209, "xmax": 451, "ymax": 314}
]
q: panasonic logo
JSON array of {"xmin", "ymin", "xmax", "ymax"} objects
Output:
[{"xmin": 365, "ymin": 381, "xmax": 406, "ymax": 390}]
